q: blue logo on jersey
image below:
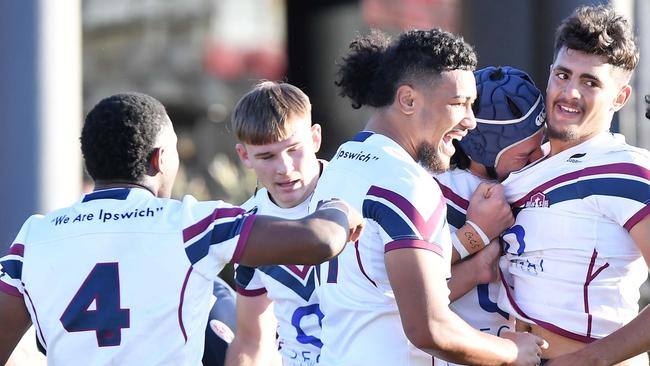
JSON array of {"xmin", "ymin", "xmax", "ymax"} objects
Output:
[{"xmin": 502, "ymin": 225, "xmax": 526, "ymax": 256}]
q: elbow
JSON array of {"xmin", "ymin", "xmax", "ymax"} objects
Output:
[
  {"xmin": 303, "ymin": 221, "xmax": 347, "ymax": 264},
  {"xmin": 306, "ymin": 236, "xmax": 345, "ymax": 264}
]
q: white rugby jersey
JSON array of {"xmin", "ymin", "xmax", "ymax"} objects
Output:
[
  {"xmin": 0, "ymin": 188, "xmax": 256, "ymax": 366},
  {"xmin": 235, "ymin": 187, "xmax": 322, "ymax": 366},
  {"xmin": 434, "ymin": 168, "xmax": 514, "ymax": 366},
  {"xmin": 498, "ymin": 132, "xmax": 650, "ymax": 342},
  {"xmin": 309, "ymin": 131, "xmax": 452, "ymax": 366}
]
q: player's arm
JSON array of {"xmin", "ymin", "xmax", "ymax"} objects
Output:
[
  {"xmin": 0, "ymin": 292, "xmax": 32, "ymax": 364},
  {"xmin": 225, "ymin": 294, "xmax": 281, "ymax": 366},
  {"xmin": 238, "ymin": 199, "xmax": 364, "ymax": 266},
  {"xmin": 546, "ymin": 214, "xmax": 650, "ymax": 366},
  {"xmin": 450, "ymin": 183, "xmax": 514, "ymax": 263},
  {"xmin": 447, "ymin": 240, "xmax": 500, "ymax": 301},
  {"xmin": 386, "ymin": 248, "xmax": 545, "ymax": 366}
]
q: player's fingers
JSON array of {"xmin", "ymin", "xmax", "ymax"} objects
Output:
[{"xmin": 537, "ymin": 336, "xmax": 549, "ymax": 349}]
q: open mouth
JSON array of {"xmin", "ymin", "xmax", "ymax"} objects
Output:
[
  {"xmin": 441, "ymin": 132, "xmax": 464, "ymax": 155},
  {"xmin": 276, "ymin": 179, "xmax": 300, "ymax": 189},
  {"xmin": 556, "ymin": 103, "xmax": 581, "ymax": 116}
]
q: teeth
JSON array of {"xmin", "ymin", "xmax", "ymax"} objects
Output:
[{"xmin": 560, "ymin": 105, "xmax": 579, "ymax": 113}]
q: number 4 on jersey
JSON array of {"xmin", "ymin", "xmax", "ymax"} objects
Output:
[{"xmin": 60, "ymin": 263, "xmax": 130, "ymax": 347}]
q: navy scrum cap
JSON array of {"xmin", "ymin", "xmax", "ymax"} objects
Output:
[{"xmin": 459, "ymin": 66, "xmax": 546, "ymax": 171}]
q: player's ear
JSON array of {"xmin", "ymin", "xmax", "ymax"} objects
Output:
[
  {"xmin": 150, "ymin": 147, "xmax": 162, "ymax": 174},
  {"xmin": 396, "ymin": 85, "xmax": 416, "ymax": 115},
  {"xmin": 612, "ymin": 84, "xmax": 631, "ymax": 111},
  {"xmin": 311, "ymin": 124, "xmax": 322, "ymax": 153},
  {"xmin": 235, "ymin": 144, "xmax": 253, "ymax": 169}
]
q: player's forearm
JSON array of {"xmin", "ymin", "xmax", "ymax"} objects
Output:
[
  {"xmin": 239, "ymin": 210, "xmax": 348, "ymax": 266},
  {"xmin": 447, "ymin": 260, "xmax": 480, "ymax": 301},
  {"xmin": 0, "ymin": 294, "xmax": 32, "ymax": 365},
  {"xmin": 410, "ymin": 309, "xmax": 519, "ymax": 366},
  {"xmin": 555, "ymin": 305, "xmax": 650, "ymax": 366},
  {"xmin": 225, "ymin": 339, "xmax": 279, "ymax": 366}
]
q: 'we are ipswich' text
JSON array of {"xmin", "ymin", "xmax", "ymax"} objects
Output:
[
  {"xmin": 336, "ymin": 149, "xmax": 379, "ymax": 163},
  {"xmin": 51, "ymin": 207, "xmax": 163, "ymax": 226}
]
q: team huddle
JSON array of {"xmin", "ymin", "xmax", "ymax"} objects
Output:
[{"xmin": 1, "ymin": 4, "xmax": 650, "ymax": 366}]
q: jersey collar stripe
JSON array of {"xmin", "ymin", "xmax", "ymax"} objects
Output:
[
  {"xmin": 8, "ymin": 244, "xmax": 24, "ymax": 257},
  {"xmin": 0, "ymin": 281, "xmax": 21, "ymax": 297},
  {"xmin": 385, "ymin": 239, "xmax": 443, "ymax": 256},
  {"xmin": 435, "ymin": 179, "xmax": 469, "ymax": 210},
  {"xmin": 512, "ymin": 163, "xmax": 650, "ymax": 207},
  {"xmin": 230, "ymin": 215, "xmax": 256, "ymax": 264},
  {"xmin": 82, "ymin": 188, "xmax": 131, "ymax": 202},
  {"xmin": 624, "ymin": 205, "xmax": 650, "ymax": 231},
  {"xmin": 183, "ymin": 207, "xmax": 246, "ymax": 242},
  {"xmin": 350, "ymin": 131, "xmax": 373, "ymax": 142}
]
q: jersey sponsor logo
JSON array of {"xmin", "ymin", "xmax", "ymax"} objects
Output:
[
  {"xmin": 535, "ymin": 109, "xmax": 546, "ymax": 126},
  {"xmin": 567, "ymin": 153, "xmax": 587, "ymax": 163},
  {"xmin": 524, "ymin": 192, "xmax": 549, "ymax": 208},
  {"xmin": 335, "ymin": 149, "xmax": 379, "ymax": 163}
]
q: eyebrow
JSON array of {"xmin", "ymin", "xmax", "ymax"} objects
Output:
[
  {"xmin": 252, "ymin": 142, "xmax": 301, "ymax": 158},
  {"xmin": 554, "ymin": 66, "xmax": 601, "ymax": 83}
]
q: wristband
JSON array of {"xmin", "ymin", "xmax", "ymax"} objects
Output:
[
  {"xmin": 465, "ymin": 220, "xmax": 490, "ymax": 246},
  {"xmin": 451, "ymin": 231, "xmax": 471, "ymax": 259},
  {"xmin": 318, "ymin": 200, "xmax": 349, "ymax": 216}
]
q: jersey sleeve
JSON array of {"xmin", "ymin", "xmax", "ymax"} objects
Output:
[
  {"xmin": 0, "ymin": 216, "xmax": 37, "ymax": 297},
  {"xmin": 182, "ymin": 199, "xmax": 257, "ymax": 280},
  {"xmin": 234, "ymin": 265, "xmax": 267, "ymax": 297},
  {"xmin": 363, "ymin": 184, "xmax": 447, "ymax": 256},
  {"xmin": 580, "ymin": 161, "xmax": 650, "ymax": 231}
]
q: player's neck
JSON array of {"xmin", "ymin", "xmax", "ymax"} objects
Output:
[
  {"xmin": 93, "ymin": 180, "xmax": 157, "ymax": 196},
  {"xmin": 365, "ymin": 112, "xmax": 418, "ymax": 159}
]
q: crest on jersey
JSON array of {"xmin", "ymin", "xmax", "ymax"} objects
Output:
[{"xmin": 524, "ymin": 192, "xmax": 549, "ymax": 208}]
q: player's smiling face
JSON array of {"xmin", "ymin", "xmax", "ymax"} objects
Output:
[
  {"xmin": 416, "ymin": 69, "xmax": 477, "ymax": 173},
  {"xmin": 546, "ymin": 47, "xmax": 630, "ymax": 146},
  {"xmin": 236, "ymin": 115, "xmax": 322, "ymax": 208}
]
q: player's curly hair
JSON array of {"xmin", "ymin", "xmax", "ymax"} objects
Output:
[
  {"xmin": 554, "ymin": 5, "xmax": 639, "ymax": 71},
  {"xmin": 81, "ymin": 92, "xmax": 168, "ymax": 182},
  {"xmin": 335, "ymin": 28, "xmax": 477, "ymax": 109}
]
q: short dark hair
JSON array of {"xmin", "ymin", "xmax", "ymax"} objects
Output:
[
  {"xmin": 335, "ymin": 28, "xmax": 478, "ymax": 109},
  {"xmin": 554, "ymin": 5, "xmax": 639, "ymax": 71},
  {"xmin": 231, "ymin": 81, "xmax": 311, "ymax": 145},
  {"xmin": 81, "ymin": 92, "xmax": 169, "ymax": 182}
]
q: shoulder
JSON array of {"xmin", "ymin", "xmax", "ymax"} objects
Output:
[{"xmin": 178, "ymin": 195, "xmax": 246, "ymax": 226}]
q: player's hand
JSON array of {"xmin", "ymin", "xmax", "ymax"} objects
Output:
[
  {"xmin": 500, "ymin": 330, "xmax": 548, "ymax": 366},
  {"xmin": 466, "ymin": 183, "xmax": 514, "ymax": 240},
  {"xmin": 318, "ymin": 199, "xmax": 365, "ymax": 242},
  {"xmin": 466, "ymin": 239, "xmax": 501, "ymax": 284}
]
